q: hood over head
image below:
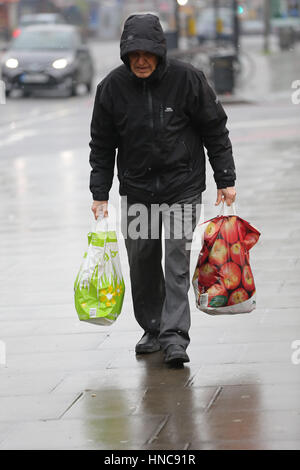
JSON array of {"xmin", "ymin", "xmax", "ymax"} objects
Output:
[{"xmin": 120, "ymin": 14, "xmax": 167, "ymax": 71}]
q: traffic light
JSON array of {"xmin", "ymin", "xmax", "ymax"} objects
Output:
[{"xmin": 237, "ymin": 1, "xmax": 246, "ymax": 15}]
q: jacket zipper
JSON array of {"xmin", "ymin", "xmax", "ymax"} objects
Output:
[
  {"xmin": 147, "ymin": 86, "xmax": 154, "ymax": 130},
  {"xmin": 145, "ymin": 82, "xmax": 158, "ymax": 195},
  {"xmin": 159, "ymin": 104, "xmax": 164, "ymax": 128}
]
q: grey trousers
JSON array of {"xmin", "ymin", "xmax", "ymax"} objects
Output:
[{"xmin": 121, "ymin": 194, "xmax": 202, "ymax": 351}]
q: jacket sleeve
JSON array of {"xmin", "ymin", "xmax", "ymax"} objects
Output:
[
  {"xmin": 89, "ymin": 80, "xmax": 119, "ymax": 201},
  {"xmin": 189, "ymin": 70, "xmax": 236, "ymax": 189}
]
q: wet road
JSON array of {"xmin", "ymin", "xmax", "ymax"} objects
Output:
[{"xmin": 0, "ymin": 37, "xmax": 300, "ymax": 450}]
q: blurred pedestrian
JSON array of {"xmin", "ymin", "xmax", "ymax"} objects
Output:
[{"xmin": 89, "ymin": 14, "xmax": 236, "ymax": 367}]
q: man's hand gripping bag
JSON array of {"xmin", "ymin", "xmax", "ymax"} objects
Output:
[
  {"xmin": 74, "ymin": 217, "xmax": 125, "ymax": 325},
  {"xmin": 192, "ymin": 204, "xmax": 260, "ymax": 315}
]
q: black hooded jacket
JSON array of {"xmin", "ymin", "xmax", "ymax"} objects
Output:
[{"xmin": 89, "ymin": 14, "xmax": 236, "ymax": 203}]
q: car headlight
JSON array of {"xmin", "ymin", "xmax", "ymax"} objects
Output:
[
  {"xmin": 5, "ymin": 58, "xmax": 19, "ymax": 69},
  {"xmin": 52, "ymin": 58, "xmax": 68, "ymax": 69}
]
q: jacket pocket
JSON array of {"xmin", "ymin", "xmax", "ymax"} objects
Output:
[{"xmin": 166, "ymin": 139, "xmax": 193, "ymax": 170}]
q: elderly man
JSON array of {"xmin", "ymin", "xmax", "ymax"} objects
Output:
[{"xmin": 89, "ymin": 14, "xmax": 236, "ymax": 367}]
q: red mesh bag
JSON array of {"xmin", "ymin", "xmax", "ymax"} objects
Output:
[{"xmin": 192, "ymin": 205, "xmax": 260, "ymax": 315}]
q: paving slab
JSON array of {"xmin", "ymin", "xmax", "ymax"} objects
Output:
[
  {"xmin": 189, "ymin": 363, "xmax": 300, "ymax": 387},
  {"xmin": 156, "ymin": 409, "xmax": 300, "ymax": 446},
  {"xmin": 207, "ymin": 384, "xmax": 300, "ymax": 412},
  {"xmin": 3, "ymin": 348, "xmax": 115, "ymax": 374},
  {"xmin": 0, "ymin": 370, "xmax": 66, "ymax": 396},
  {"xmin": 132, "ymin": 386, "xmax": 218, "ymax": 416},
  {"xmin": 4, "ymin": 332, "xmax": 108, "ymax": 355},
  {"xmin": 51, "ymin": 364, "xmax": 199, "ymax": 394},
  {"xmin": 62, "ymin": 389, "xmax": 147, "ymax": 419},
  {"xmin": 0, "ymin": 415, "xmax": 169, "ymax": 450},
  {"xmin": 189, "ymin": 439, "xmax": 300, "ymax": 450},
  {"xmin": 0, "ymin": 392, "xmax": 80, "ymax": 422}
]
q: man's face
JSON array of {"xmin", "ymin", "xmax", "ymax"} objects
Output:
[{"xmin": 128, "ymin": 50, "xmax": 158, "ymax": 78}]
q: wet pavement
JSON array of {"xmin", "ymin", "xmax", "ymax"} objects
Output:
[{"xmin": 0, "ymin": 35, "xmax": 300, "ymax": 450}]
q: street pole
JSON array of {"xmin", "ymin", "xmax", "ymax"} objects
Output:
[
  {"xmin": 263, "ymin": 0, "xmax": 271, "ymax": 53},
  {"xmin": 232, "ymin": 0, "xmax": 240, "ymax": 57},
  {"xmin": 175, "ymin": 0, "xmax": 180, "ymax": 49},
  {"xmin": 214, "ymin": 0, "xmax": 220, "ymax": 46}
]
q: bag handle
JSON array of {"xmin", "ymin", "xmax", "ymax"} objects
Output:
[
  {"xmin": 219, "ymin": 201, "xmax": 236, "ymax": 217},
  {"xmin": 94, "ymin": 214, "xmax": 109, "ymax": 233},
  {"xmin": 198, "ymin": 201, "xmax": 237, "ymax": 228}
]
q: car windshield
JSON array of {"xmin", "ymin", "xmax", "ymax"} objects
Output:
[
  {"xmin": 20, "ymin": 14, "xmax": 64, "ymax": 26},
  {"xmin": 21, "ymin": 20, "xmax": 55, "ymax": 26},
  {"xmin": 10, "ymin": 29, "xmax": 79, "ymax": 50}
]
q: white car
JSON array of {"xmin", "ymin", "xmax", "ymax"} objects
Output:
[{"xmin": 2, "ymin": 24, "xmax": 94, "ymax": 97}]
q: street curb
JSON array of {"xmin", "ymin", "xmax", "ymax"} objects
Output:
[{"xmin": 218, "ymin": 94, "xmax": 257, "ymax": 105}]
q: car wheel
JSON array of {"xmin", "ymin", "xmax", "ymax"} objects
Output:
[
  {"xmin": 86, "ymin": 81, "xmax": 93, "ymax": 94},
  {"xmin": 71, "ymin": 84, "xmax": 77, "ymax": 96},
  {"xmin": 66, "ymin": 82, "xmax": 77, "ymax": 97},
  {"xmin": 65, "ymin": 75, "xmax": 77, "ymax": 97}
]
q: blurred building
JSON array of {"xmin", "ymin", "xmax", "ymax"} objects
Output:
[
  {"xmin": 195, "ymin": 0, "xmax": 299, "ymax": 19},
  {"xmin": 280, "ymin": 0, "xmax": 300, "ymax": 16},
  {"xmin": 238, "ymin": 0, "xmax": 299, "ymax": 19},
  {"xmin": 0, "ymin": 0, "xmax": 19, "ymax": 40},
  {"xmin": 3, "ymin": 0, "xmax": 298, "ymax": 43},
  {"xmin": 18, "ymin": 0, "xmax": 61, "ymax": 16}
]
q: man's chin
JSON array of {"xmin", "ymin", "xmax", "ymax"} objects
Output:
[{"xmin": 134, "ymin": 70, "xmax": 152, "ymax": 78}]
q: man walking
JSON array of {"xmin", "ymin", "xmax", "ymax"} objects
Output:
[{"xmin": 89, "ymin": 14, "xmax": 236, "ymax": 366}]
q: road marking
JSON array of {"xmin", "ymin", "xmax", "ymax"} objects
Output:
[
  {"xmin": 0, "ymin": 129, "xmax": 38, "ymax": 147},
  {"xmin": 0, "ymin": 107, "xmax": 78, "ymax": 136},
  {"xmin": 232, "ymin": 126, "xmax": 300, "ymax": 143},
  {"xmin": 2, "ymin": 113, "xmax": 298, "ymax": 134},
  {"xmin": 0, "ymin": 109, "xmax": 299, "ymax": 147},
  {"xmin": 229, "ymin": 117, "xmax": 300, "ymax": 130}
]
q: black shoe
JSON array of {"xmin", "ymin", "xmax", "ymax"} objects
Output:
[
  {"xmin": 164, "ymin": 344, "xmax": 190, "ymax": 367},
  {"xmin": 135, "ymin": 332, "xmax": 161, "ymax": 354}
]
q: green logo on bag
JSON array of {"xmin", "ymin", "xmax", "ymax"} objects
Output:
[{"xmin": 209, "ymin": 295, "xmax": 228, "ymax": 307}]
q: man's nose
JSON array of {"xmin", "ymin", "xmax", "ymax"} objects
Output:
[{"xmin": 137, "ymin": 55, "xmax": 146, "ymax": 66}]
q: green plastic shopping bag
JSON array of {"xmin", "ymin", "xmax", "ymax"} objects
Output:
[{"xmin": 74, "ymin": 216, "xmax": 125, "ymax": 325}]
